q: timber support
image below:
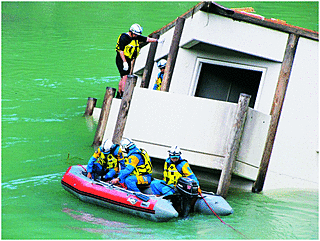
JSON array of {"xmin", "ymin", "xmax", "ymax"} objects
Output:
[
  {"xmin": 84, "ymin": 97, "xmax": 97, "ymax": 116},
  {"xmin": 217, "ymin": 93, "xmax": 251, "ymax": 198},
  {"xmin": 92, "ymin": 87, "xmax": 116, "ymax": 147},
  {"xmin": 160, "ymin": 17, "xmax": 185, "ymax": 92},
  {"xmin": 112, "ymin": 75, "xmax": 137, "ymax": 144},
  {"xmin": 140, "ymin": 33, "xmax": 160, "ymax": 88},
  {"xmin": 252, "ymin": 33, "xmax": 300, "ymax": 193}
]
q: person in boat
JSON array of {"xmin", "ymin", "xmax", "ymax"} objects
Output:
[
  {"xmin": 153, "ymin": 59, "xmax": 166, "ymax": 91},
  {"xmin": 116, "ymin": 23, "xmax": 159, "ymax": 98},
  {"xmin": 86, "ymin": 139, "xmax": 125, "ymax": 181},
  {"xmin": 150, "ymin": 145, "xmax": 200, "ymax": 196},
  {"xmin": 111, "ymin": 138, "xmax": 152, "ymax": 192}
]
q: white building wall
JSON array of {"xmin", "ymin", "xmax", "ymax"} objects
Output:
[
  {"xmin": 263, "ymin": 37, "xmax": 319, "ymax": 190},
  {"xmin": 181, "ymin": 11, "xmax": 288, "ymax": 62},
  {"xmin": 130, "ymin": 10, "xmax": 319, "ymax": 190}
]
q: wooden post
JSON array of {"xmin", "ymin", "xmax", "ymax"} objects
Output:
[
  {"xmin": 112, "ymin": 75, "xmax": 137, "ymax": 144},
  {"xmin": 160, "ymin": 17, "xmax": 185, "ymax": 92},
  {"xmin": 92, "ymin": 87, "xmax": 116, "ymax": 147},
  {"xmin": 84, "ymin": 97, "xmax": 97, "ymax": 116},
  {"xmin": 140, "ymin": 33, "xmax": 159, "ymax": 88},
  {"xmin": 217, "ymin": 93, "xmax": 251, "ymax": 198},
  {"xmin": 252, "ymin": 34, "xmax": 299, "ymax": 193}
]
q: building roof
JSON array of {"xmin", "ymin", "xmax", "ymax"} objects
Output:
[{"xmin": 148, "ymin": 1, "xmax": 318, "ymax": 41}]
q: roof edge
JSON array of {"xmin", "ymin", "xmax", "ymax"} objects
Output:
[{"xmin": 147, "ymin": 1, "xmax": 318, "ymax": 42}]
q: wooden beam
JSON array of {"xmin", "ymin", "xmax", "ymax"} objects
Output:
[
  {"xmin": 84, "ymin": 97, "xmax": 97, "ymax": 116},
  {"xmin": 252, "ymin": 33, "xmax": 300, "ymax": 193},
  {"xmin": 140, "ymin": 33, "xmax": 159, "ymax": 88},
  {"xmin": 160, "ymin": 17, "xmax": 185, "ymax": 92},
  {"xmin": 217, "ymin": 93, "xmax": 251, "ymax": 198},
  {"xmin": 200, "ymin": 2, "xmax": 318, "ymax": 41},
  {"xmin": 92, "ymin": 87, "xmax": 116, "ymax": 147},
  {"xmin": 112, "ymin": 75, "xmax": 137, "ymax": 144}
]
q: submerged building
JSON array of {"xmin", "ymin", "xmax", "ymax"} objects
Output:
[{"xmin": 92, "ymin": 2, "xmax": 318, "ymax": 193}]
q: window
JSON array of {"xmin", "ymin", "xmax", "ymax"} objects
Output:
[{"xmin": 189, "ymin": 59, "xmax": 266, "ymax": 108}]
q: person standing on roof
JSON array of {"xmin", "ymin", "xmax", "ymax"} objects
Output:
[
  {"xmin": 86, "ymin": 139, "xmax": 126, "ymax": 181},
  {"xmin": 150, "ymin": 145, "xmax": 200, "ymax": 196},
  {"xmin": 111, "ymin": 138, "xmax": 153, "ymax": 192},
  {"xmin": 153, "ymin": 59, "xmax": 166, "ymax": 91},
  {"xmin": 116, "ymin": 23, "xmax": 159, "ymax": 98}
]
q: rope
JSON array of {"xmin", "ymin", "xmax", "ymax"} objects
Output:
[
  {"xmin": 77, "ymin": 164, "xmax": 87, "ymax": 172},
  {"xmin": 199, "ymin": 192, "xmax": 248, "ymax": 239}
]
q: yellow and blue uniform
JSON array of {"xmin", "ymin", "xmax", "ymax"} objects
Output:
[
  {"xmin": 153, "ymin": 72, "xmax": 164, "ymax": 90},
  {"xmin": 115, "ymin": 33, "xmax": 147, "ymax": 77},
  {"xmin": 87, "ymin": 144, "xmax": 125, "ymax": 180},
  {"xmin": 151, "ymin": 157, "xmax": 199, "ymax": 196},
  {"xmin": 118, "ymin": 146, "xmax": 152, "ymax": 192}
]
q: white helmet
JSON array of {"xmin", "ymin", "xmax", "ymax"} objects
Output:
[
  {"xmin": 120, "ymin": 138, "xmax": 136, "ymax": 152},
  {"xmin": 101, "ymin": 139, "xmax": 113, "ymax": 153},
  {"xmin": 129, "ymin": 24, "xmax": 143, "ymax": 35},
  {"xmin": 157, "ymin": 59, "xmax": 167, "ymax": 69},
  {"xmin": 168, "ymin": 145, "xmax": 181, "ymax": 158}
]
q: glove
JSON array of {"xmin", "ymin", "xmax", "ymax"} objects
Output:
[
  {"xmin": 198, "ymin": 187, "xmax": 202, "ymax": 194},
  {"xmin": 123, "ymin": 62, "xmax": 129, "ymax": 71}
]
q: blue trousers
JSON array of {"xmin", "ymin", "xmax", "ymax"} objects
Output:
[
  {"xmin": 91, "ymin": 163, "xmax": 116, "ymax": 180},
  {"xmin": 150, "ymin": 179, "xmax": 175, "ymax": 196},
  {"xmin": 123, "ymin": 175, "xmax": 152, "ymax": 192}
]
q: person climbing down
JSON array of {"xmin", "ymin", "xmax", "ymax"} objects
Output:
[
  {"xmin": 153, "ymin": 59, "xmax": 166, "ymax": 90},
  {"xmin": 86, "ymin": 139, "xmax": 125, "ymax": 181},
  {"xmin": 115, "ymin": 23, "xmax": 159, "ymax": 98},
  {"xmin": 111, "ymin": 138, "xmax": 153, "ymax": 192},
  {"xmin": 150, "ymin": 145, "xmax": 200, "ymax": 196}
]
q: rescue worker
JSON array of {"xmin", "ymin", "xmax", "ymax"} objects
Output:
[
  {"xmin": 150, "ymin": 145, "xmax": 200, "ymax": 196},
  {"xmin": 87, "ymin": 139, "xmax": 125, "ymax": 181},
  {"xmin": 153, "ymin": 59, "xmax": 166, "ymax": 90},
  {"xmin": 111, "ymin": 138, "xmax": 152, "ymax": 192},
  {"xmin": 116, "ymin": 23, "xmax": 159, "ymax": 98}
]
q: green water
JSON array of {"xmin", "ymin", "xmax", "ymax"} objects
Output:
[{"xmin": 2, "ymin": 1, "xmax": 318, "ymax": 239}]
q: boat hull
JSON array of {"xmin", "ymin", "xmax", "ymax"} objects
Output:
[{"xmin": 61, "ymin": 165, "xmax": 233, "ymax": 222}]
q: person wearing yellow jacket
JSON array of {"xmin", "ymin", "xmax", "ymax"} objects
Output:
[
  {"xmin": 86, "ymin": 139, "xmax": 125, "ymax": 181},
  {"xmin": 111, "ymin": 138, "xmax": 152, "ymax": 192},
  {"xmin": 150, "ymin": 145, "xmax": 200, "ymax": 196},
  {"xmin": 115, "ymin": 23, "xmax": 159, "ymax": 98}
]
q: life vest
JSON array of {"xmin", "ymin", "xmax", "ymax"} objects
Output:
[
  {"xmin": 125, "ymin": 149, "xmax": 152, "ymax": 176},
  {"xmin": 97, "ymin": 152, "xmax": 119, "ymax": 172},
  {"xmin": 155, "ymin": 72, "xmax": 163, "ymax": 90},
  {"xmin": 163, "ymin": 159, "xmax": 186, "ymax": 186},
  {"xmin": 116, "ymin": 34, "xmax": 140, "ymax": 60}
]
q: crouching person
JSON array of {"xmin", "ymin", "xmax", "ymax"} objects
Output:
[
  {"xmin": 111, "ymin": 138, "xmax": 152, "ymax": 192},
  {"xmin": 87, "ymin": 139, "xmax": 125, "ymax": 181},
  {"xmin": 151, "ymin": 145, "xmax": 200, "ymax": 196}
]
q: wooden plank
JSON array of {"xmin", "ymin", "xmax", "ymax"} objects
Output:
[
  {"xmin": 84, "ymin": 97, "xmax": 97, "ymax": 116},
  {"xmin": 161, "ymin": 17, "xmax": 185, "ymax": 92},
  {"xmin": 217, "ymin": 93, "xmax": 251, "ymax": 198},
  {"xmin": 92, "ymin": 87, "xmax": 116, "ymax": 147},
  {"xmin": 200, "ymin": 2, "xmax": 318, "ymax": 41},
  {"xmin": 112, "ymin": 75, "xmax": 137, "ymax": 144},
  {"xmin": 252, "ymin": 33, "xmax": 300, "ymax": 193},
  {"xmin": 140, "ymin": 33, "xmax": 159, "ymax": 88}
]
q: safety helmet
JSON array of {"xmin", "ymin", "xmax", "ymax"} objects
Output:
[
  {"xmin": 168, "ymin": 145, "xmax": 181, "ymax": 158},
  {"xmin": 157, "ymin": 59, "xmax": 167, "ymax": 69},
  {"xmin": 120, "ymin": 138, "xmax": 136, "ymax": 152},
  {"xmin": 129, "ymin": 24, "xmax": 143, "ymax": 35},
  {"xmin": 101, "ymin": 139, "xmax": 113, "ymax": 153}
]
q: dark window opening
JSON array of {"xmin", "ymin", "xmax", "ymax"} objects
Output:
[{"xmin": 195, "ymin": 63, "xmax": 262, "ymax": 108}]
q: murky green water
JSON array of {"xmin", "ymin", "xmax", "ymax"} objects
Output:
[{"xmin": 2, "ymin": 2, "xmax": 318, "ymax": 239}]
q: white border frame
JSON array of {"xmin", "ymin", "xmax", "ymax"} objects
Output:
[{"xmin": 188, "ymin": 58, "xmax": 267, "ymax": 109}]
